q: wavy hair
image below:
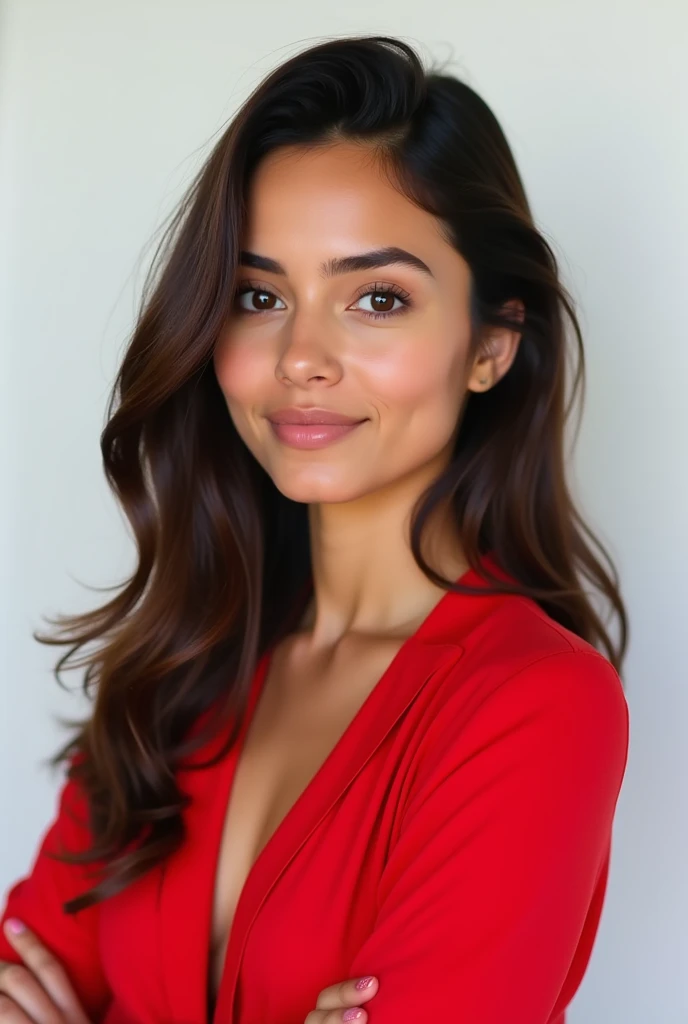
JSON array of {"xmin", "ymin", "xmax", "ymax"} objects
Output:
[{"xmin": 34, "ymin": 35, "xmax": 629, "ymax": 911}]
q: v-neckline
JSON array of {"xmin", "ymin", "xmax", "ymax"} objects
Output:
[
  {"xmin": 159, "ymin": 554, "xmax": 499, "ymax": 1024},
  {"xmin": 205, "ymin": 647, "xmax": 273, "ymax": 1023}
]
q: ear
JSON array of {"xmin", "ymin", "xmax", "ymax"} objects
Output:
[{"xmin": 466, "ymin": 298, "xmax": 525, "ymax": 393}]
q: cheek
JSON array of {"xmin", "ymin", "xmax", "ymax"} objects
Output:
[
  {"xmin": 364, "ymin": 335, "xmax": 465, "ymax": 426},
  {"xmin": 213, "ymin": 333, "xmax": 268, "ymax": 407},
  {"xmin": 211, "ymin": 336, "xmax": 275, "ymax": 468}
]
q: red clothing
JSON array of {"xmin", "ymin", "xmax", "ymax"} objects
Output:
[{"xmin": 0, "ymin": 553, "xmax": 630, "ymax": 1023}]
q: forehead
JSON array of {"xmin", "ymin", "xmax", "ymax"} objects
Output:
[{"xmin": 243, "ymin": 142, "xmax": 443, "ymax": 248}]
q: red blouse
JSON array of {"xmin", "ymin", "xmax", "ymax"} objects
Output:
[{"xmin": 0, "ymin": 554, "xmax": 630, "ymax": 1023}]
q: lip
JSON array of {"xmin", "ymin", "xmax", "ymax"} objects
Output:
[
  {"xmin": 268, "ymin": 420, "xmax": 367, "ymax": 450},
  {"xmin": 267, "ymin": 406, "xmax": 366, "ymax": 426}
]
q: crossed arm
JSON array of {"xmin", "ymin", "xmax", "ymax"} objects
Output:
[{"xmin": 0, "ymin": 650, "xmax": 629, "ymax": 1023}]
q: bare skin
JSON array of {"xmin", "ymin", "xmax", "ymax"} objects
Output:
[{"xmin": 1, "ymin": 141, "xmax": 523, "ymax": 1024}]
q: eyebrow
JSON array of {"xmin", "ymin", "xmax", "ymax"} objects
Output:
[{"xmin": 238, "ymin": 246, "xmax": 434, "ymax": 280}]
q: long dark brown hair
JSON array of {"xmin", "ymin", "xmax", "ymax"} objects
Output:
[{"xmin": 35, "ymin": 35, "xmax": 629, "ymax": 912}]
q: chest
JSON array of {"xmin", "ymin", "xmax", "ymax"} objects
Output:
[{"xmin": 207, "ymin": 638, "xmax": 407, "ymax": 1012}]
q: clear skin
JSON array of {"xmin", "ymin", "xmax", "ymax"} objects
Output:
[
  {"xmin": 214, "ymin": 141, "xmax": 522, "ymax": 648},
  {"xmin": 0, "ymin": 143, "xmax": 523, "ymax": 1023}
]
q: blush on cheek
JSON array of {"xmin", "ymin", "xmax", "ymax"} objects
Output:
[
  {"xmin": 213, "ymin": 339, "xmax": 267, "ymax": 405},
  {"xmin": 375, "ymin": 357, "xmax": 463, "ymax": 456},
  {"xmin": 371, "ymin": 352, "xmax": 454, "ymax": 411}
]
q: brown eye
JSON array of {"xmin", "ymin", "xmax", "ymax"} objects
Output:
[
  {"xmin": 235, "ymin": 286, "xmax": 286, "ymax": 313},
  {"xmin": 352, "ymin": 286, "xmax": 411, "ymax": 320},
  {"xmin": 361, "ymin": 291, "xmax": 397, "ymax": 313}
]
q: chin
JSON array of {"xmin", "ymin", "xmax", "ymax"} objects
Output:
[{"xmin": 268, "ymin": 468, "xmax": 367, "ymax": 505}]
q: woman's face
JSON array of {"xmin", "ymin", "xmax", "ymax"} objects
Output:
[{"xmin": 213, "ymin": 141, "xmax": 508, "ymax": 505}]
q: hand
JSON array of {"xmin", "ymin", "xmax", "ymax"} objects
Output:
[
  {"xmin": 304, "ymin": 975, "xmax": 379, "ymax": 1023},
  {"xmin": 0, "ymin": 918, "xmax": 92, "ymax": 1024}
]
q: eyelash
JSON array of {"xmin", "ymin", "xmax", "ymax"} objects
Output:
[{"xmin": 233, "ymin": 280, "xmax": 413, "ymax": 321}]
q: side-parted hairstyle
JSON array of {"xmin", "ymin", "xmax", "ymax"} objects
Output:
[{"xmin": 35, "ymin": 35, "xmax": 628, "ymax": 911}]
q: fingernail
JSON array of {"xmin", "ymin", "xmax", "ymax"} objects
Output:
[
  {"xmin": 5, "ymin": 918, "xmax": 25, "ymax": 935},
  {"xmin": 355, "ymin": 976, "xmax": 376, "ymax": 990},
  {"xmin": 342, "ymin": 1011, "xmax": 363, "ymax": 1021}
]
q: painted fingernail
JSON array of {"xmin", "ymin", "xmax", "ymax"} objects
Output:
[
  {"xmin": 355, "ymin": 976, "xmax": 376, "ymax": 990},
  {"xmin": 5, "ymin": 918, "xmax": 25, "ymax": 934},
  {"xmin": 342, "ymin": 1011, "xmax": 363, "ymax": 1021}
]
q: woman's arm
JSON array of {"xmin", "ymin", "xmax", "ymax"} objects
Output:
[
  {"xmin": 346, "ymin": 650, "xmax": 630, "ymax": 1022},
  {"xmin": 0, "ymin": 765, "xmax": 111, "ymax": 1020}
]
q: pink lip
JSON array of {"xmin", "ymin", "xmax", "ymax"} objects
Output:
[
  {"xmin": 267, "ymin": 407, "xmax": 364, "ymax": 425},
  {"xmin": 268, "ymin": 421, "xmax": 366, "ymax": 449}
]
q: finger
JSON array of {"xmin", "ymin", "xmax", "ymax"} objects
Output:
[
  {"xmin": 303, "ymin": 975, "xmax": 379, "ymax": 1022},
  {"xmin": 2, "ymin": 920, "xmax": 89, "ymax": 1024},
  {"xmin": 303, "ymin": 1007, "xmax": 368, "ymax": 1023},
  {"xmin": 315, "ymin": 976, "xmax": 378, "ymax": 1009},
  {"xmin": 0, "ymin": 960, "xmax": 64, "ymax": 1024},
  {"xmin": 0, "ymin": 989, "xmax": 37, "ymax": 1023}
]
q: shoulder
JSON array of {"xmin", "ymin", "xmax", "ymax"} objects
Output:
[
  {"xmin": 443, "ymin": 584, "xmax": 626, "ymax": 704},
  {"xmin": 421, "ymin": 593, "xmax": 629, "ymax": 782}
]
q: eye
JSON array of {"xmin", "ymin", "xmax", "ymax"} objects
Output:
[
  {"xmin": 350, "ymin": 283, "xmax": 412, "ymax": 320},
  {"xmin": 234, "ymin": 284, "xmax": 286, "ymax": 314}
]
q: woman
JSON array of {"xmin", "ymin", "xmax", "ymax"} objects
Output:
[{"xmin": 0, "ymin": 34, "xmax": 630, "ymax": 1024}]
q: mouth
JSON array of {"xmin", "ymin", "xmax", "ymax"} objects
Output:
[{"xmin": 267, "ymin": 419, "xmax": 367, "ymax": 450}]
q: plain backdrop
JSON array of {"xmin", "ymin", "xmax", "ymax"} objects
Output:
[{"xmin": 1, "ymin": 1, "xmax": 686, "ymax": 1021}]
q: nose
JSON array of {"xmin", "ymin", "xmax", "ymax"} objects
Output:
[{"xmin": 275, "ymin": 308, "xmax": 343, "ymax": 387}]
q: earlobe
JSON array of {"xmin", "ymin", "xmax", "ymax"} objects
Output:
[{"xmin": 468, "ymin": 363, "xmax": 493, "ymax": 392}]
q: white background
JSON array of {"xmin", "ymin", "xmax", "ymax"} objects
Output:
[{"xmin": 1, "ymin": 2, "xmax": 686, "ymax": 1020}]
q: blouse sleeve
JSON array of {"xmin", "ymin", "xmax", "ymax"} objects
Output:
[
  {"xmin": 346, "ymin": 650, "xmax": 630, "ymax": 1023},
  {"xmin": 0, "ymin": 764, "xmax": 112, "ymax": 1020}
]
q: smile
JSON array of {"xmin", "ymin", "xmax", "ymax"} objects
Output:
[{"xmin": 268, "ymin": 420, "xmax": 367, "ymax": 449}]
